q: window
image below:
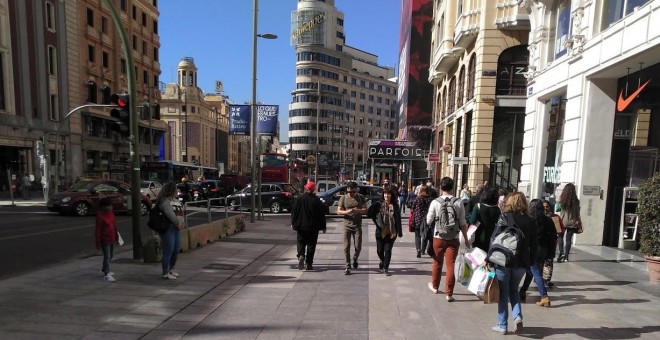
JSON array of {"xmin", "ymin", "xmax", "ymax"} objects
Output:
[
  {"xmin": 132, "ymin": 35, "xmax": 137, "ymax": 50},
  {"xmin": 143, "ymin": 70, "xmax": 149, "ymax": 84},
  {"xmin": 47, "ymin": 46, "xmax": 57, "ymax": 75},
  {"xmin": 153, "ymin": 20, "xmax": 158, "ymax": 34},
  {"xmin": 87, "ymin": 8, "xmax": 94, "ymax": 27},
  {"xmin": 336, "ymin": 44, "xmax": 343, "ymax": 52},
  {"xmin": 457, "ymin": 66, "xmax": 465, "ymax": 107},
  {"xmin": 385, "ymin": 98, "xmax": 390, "ymax": 105},
  {"xmin": 377, "ymin": 97, "xmax": 382, "ymax": 103},
  {"xmin": 376, "ymin": 121, "xmax": 381, "ymax": 127},
  {"xmin": 376, "ymin": 108, "xmax": 381, "ymax": 116},
  {"xmin": 141, "ymin": 12, "xmax": 147, "ymax": 26},
  {"xmin": 548, "ymin": 0, "xmax": 571, "ymax": 60},
  {"xmin": 337, "ymin": 18, "xmax": 343, "ymax": 26},
  {"xmin": 101, "ymin": 17, "xmax": 108, "ymax": 34},
  {"xmin": 88, "ymin": 45, "xmax": 95, "ymax": 62},
  {"xmin": 603, "ymin": 0, "xmax": 651, "ymax": 28},
  {"xmin": 132, "ymin": 5, "xmax": 137, "ymax": 20},
  {"xmin": 102, "ymin": 51, "xmax": 109, "ymax": 68},
  {"xmin": 369, "ymin": 95, "xmax": 374, "ymax": 101},
  {"xmin": 120, "ymin": 58, "xmax": 127, "ymax": 74},
  {"xmin": 368, "ymin": 106, "xmax": 373, "ymax": 113},
  {"xmin": 120, "ymin": 0, "xmax": 127, "ymax": 11},
  {"xmin": 360, "ymin": 80, "xmax": 365, "ymax": 87},
  {"xmin": 142, "ymin": 40, "xmax": 147, "ymax": 55},
  {"xmin": 359, "ymin": 92, "xmax": 365, "ymax": 99},
  {"xmin": 45, "ymin": 2, "xmax": 55, "ymax": 30},
  {"xmin": 351, "ymin": 91, "xmax": 356, "ymax": 97},
  {"xmin": 467, "ymin": 54, "xmax": 476, "ymax": 100},
  {"xmin": 49, "ymin": 94, "xmax": 58, "ymax": 121},
  {"xmin": 153, "ymin": 47, "xmax": 159, "ymax": 61},
  {"xmin": 368, "ymin": 118, "xmax": 372, "ymax": 126},
  {"xmin": 359, "ymin": 105, "xmax": 365, "ymax": 112}
]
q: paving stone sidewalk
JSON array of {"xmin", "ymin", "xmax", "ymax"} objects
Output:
[{"xmin": 0, "ymin": 214, "xmax": 658, "ymax": 339}]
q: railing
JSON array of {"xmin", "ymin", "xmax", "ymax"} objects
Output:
[{"xmin": 181, "ymin": 196, "xmax": 239, "ymax": 227}]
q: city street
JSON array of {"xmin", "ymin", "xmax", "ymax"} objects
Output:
[
  {"xmin": 0, "ymin": 214, "xmax": 658, "ymax": 339},
  {"xmin": 0, "ymin": 204, "xmax": 241, "ymax": 280}
]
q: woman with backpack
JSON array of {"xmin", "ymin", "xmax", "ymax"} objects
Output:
[
  {"xmin": 556, "ymin": 183, "xmax": 581, "ymax": 262},
  {"xmin": 368, "ymin": 186, "xmax": 403, "ymax": 275},
  {"xmin": 153, "ymin": 183, "xmax": 185, "ymax": 280},
  {"xmin": 409, "ymin": 185, "xmax": 433, "ymax": 258},
  {"xmin": 489, "ymin": 192, "xmax": 538, "ymax": 335},
  {"xmin": 519, "ymin": 199, "xmax": 558, "ymax": 307}
]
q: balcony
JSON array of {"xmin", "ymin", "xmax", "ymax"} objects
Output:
[
  {"xmin": 430, "ymin": 41, "xmax": 464, "ymax": 82},
  {"xmin": 454, "ymin": 9, "xmax": 480, "ymax": 48},
  {"xmin": 494, "ymin": 1, "xmax": 530, "ymax": 30}
]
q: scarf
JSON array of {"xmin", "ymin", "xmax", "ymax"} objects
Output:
[{"xmin": 380, "ymin": 202, "xmax": 396, "ymax": 239}]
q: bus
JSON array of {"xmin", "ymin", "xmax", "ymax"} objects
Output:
[
  {"xmin": 142, "ymin": 160, "xmax": 219, "ymax": 184},
  {"xmin": 261, "ymin": 153, "xmax": 288, "ymax": 183}
]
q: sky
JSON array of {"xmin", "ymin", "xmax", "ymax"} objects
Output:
[{"xmin": 158, "ymin": 0, "xmax": 402, "ymax": 142}]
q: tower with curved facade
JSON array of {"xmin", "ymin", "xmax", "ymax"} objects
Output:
[{"xmin": 289, "ymin": 0, "xmax": 397, "ymax": 181}]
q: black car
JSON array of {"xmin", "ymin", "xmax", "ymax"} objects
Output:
[
  {"xmin": 197, "ymin": 180, "xmax": 233, "ymax": 204},
  {"xmin": 226, "ymin": 183, "xmax": 298, "ymax": 213},
  {"xmin": 318, "ymin": 184, "xmax": 383, "ymax": 214}
]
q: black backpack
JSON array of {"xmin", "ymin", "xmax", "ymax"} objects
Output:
[
  {"xmin": 488, "ymin": 213, "xmax": 525, "ymax": 267},
  {"xmin": 147, "ymin": 203, "xmax": 170, "ymax": 233}
]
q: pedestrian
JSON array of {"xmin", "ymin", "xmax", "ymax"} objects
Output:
[
  {"xmin": 557, "ymin": 183, "xmax": 580, "ymax": 262},
  {"xmin": 291, "ymin": 181, "xmax": 327, "ymax": 270},
  {"xmin": 398, "ymin": 184, "xmax": 408, "ymax": 214},
  {"xmin": 460, "ymin": 183, "xmax": 472, "ymax": 210},
  {"xmin": 427, "ymin": 180, "xmax": 439, "ymax": 198},
  {"xmin": 368, "ymin": 186, "xmax": 403, "ymax": 275},
  {"xmin": 21, "ymin": 173, "xmax": 31, "ymax": 200},
  {"xmin": 425, "ymin": 177, "xmax": 470, "ymax": 302},
  {"xmin": 497, "ymin": 188, "xmax": 508, "ymax": 210},
  {"xmin": 519, "ymin": 199, "xmax": 557, "ymax": 307},
  {"xmin": 410, "ymin": 185, "xmax": 433, "ymax": 258},
  {"xmin": 542, "ymin": 199, "xmax": 563, "ymax": 287},
  {"xmin": 154, "ymin": 182, "xmax": 185, "ymax": 280},
  {"xmin": 467, "ymin": 187, "xmax": 501, "ymax": 252},
  {"xmin": 95, "ymin": 198, "xmax": 118, "ymax": 282},
  {"xmin": 337, "ymin": 181, "xmax": 368, "ymax": 275},
  {"xmin": 490, "ymin": 192, "xmax": 538, "ymax": 335}
]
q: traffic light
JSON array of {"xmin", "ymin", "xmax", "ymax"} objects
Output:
[{"xmin": 110, "ymin": 93, "xmax": 131, "ymax": 137}]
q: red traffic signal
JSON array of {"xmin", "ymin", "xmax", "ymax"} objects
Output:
[{"xmin": 110, "ymin": 93, "xmax": 131, "ymax": 137}]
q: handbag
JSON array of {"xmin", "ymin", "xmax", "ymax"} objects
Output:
[{"xmin": 575, "ymin": 219, "xmax": 583, "ymax": 234}]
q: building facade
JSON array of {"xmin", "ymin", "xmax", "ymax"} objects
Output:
[
  {"xmin": 160, "ymin": 57, "xmax": 235, "ymax": 173},
  {"xmin": 72, "ymin": 0, "xmax": 165, "ymax": 183},
  {"xmin": 429, "ymin": 0, "xmax": 530, "ymax": 191},
  {"xmin": 289, "ymin": 0, "xmax": 398, "ymax": 182},
  {"xmin": 520, "ymin": 0, "xmax": 660, "ymax": 248}
]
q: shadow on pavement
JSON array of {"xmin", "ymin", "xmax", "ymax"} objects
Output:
[{"xmin": 518, "ymin": 325, "xmax": 660, "ymax": 339}]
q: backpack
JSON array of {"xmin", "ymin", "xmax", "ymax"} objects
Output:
[
  {"xmin": 147, "ymin": 203, "xmax": 170, "ymax": 233},
  {"xmin": 434, "ymin": 197, "xmax": 461, "ymax": 239},
  {"xmin": 488, "ymin": 213, "xmax": 525, "ymax": 267}
]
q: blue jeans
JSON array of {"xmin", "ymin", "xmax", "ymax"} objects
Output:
[
  {"xmin": 160, "ymin": 225, "xmax": 181, "ymax": 274},
  {"xmin": 521, "ymin": 247, "xmax": 548, "ymax": 297},
  {"xmin": 495, "ymin": 266, "xmax": 526, "ymax": 330},
  {"xmin": 101, "ymin": 244, "xmax": 114, "ymax": 275}
]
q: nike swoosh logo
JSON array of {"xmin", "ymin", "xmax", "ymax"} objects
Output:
[{"xmin": 617, "ymin": 79, "xmax": 651, "ymax": 112}]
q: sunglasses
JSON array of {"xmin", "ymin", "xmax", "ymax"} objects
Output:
[{"xmin": 346, "ymin": 190, "xmax": 357, "ymax": 194}]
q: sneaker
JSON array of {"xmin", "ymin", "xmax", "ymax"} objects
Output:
[
  {"xmin": 384, "ymin": 269, "xmax": 391, "ymax": 276},
  {"xmin": 104, "ymin": 274, "xmax": 116, "ymax": 282},
  {"xmin": 352, "ymin": 258, "xmax": 358, "ymax": 269},
  {"xmin": 304, "ymin": 263, "xmax": 314, "ymax": 271},
  {"xmin": 513, "ymin": 317, "xmax": 523, "ymax": 334},
  {"xmin": 378, "ymin": 261, "xmax": 384, "ymax": 270},
  {"xmin": 298, "ymin": 256, "xmax": 305, "ymax": 270},
  {"xmin": 162, "ymin": 273, "xmax": 177, "ymax": 280},
  {"xmin": 491, "ymin": 326, "xmax": 506, "ymax": 335},
  {"xmin": 344, "ymin": 268, "xmax": 351, "ymax": 275},
  {"xmin": 416, "ymin": 250, "xmax": 421, "ymax": 258},
  {"xmin": 446, "ymin": 295, "xmax": 455, "ymax": 302},
  {"xmin": 169, "ymin": 271, "xmax": 179, "ymax": 277},
  {"xmin": 427, "ymin": 282, "xmax": 438, "ymax": 294}
]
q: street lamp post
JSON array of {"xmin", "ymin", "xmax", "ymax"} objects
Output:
[
  {"xmin": 250, "ymin": 0, "xmax": 277, "ymax": 223},
  {"xmin": 314, "ymin": 82, "xmax": 320, "ymax": 184}
]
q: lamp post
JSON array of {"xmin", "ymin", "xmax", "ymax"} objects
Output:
[
  {"xmin": 184, "ymin": 89, "xmax": 188, "ymax": 162},
  {"xmin": 314, "ymin": 82, "xmax": 320, "ymax": 184},
  {"xmin": 250, "ymin": 0, "xmax": 277, "ymax": 223}
]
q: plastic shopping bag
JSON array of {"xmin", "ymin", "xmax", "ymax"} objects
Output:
[
  {"xmin": 464, "ymin": 247, "xmax": 488, "ymax": 270},
  {"xmin": 454, "ymin": 250, "xmax": 473, "ymax": 286},
  {"xmin": 468, "ymin": 266, "xmax": 489, "ymax": 296}
]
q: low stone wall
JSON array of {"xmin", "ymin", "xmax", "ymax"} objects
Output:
[{"xmin": 184, "ymin": 214, "xmax": 245, "ymax": 251}]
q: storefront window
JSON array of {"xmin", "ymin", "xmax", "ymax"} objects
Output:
[
  {"xmin": 603, "ymin": 0, "xmax": 651, "ymax": 29},
  {"xmin": 543, "ymin": 94, "xmax": 567, "ymax": 201}
]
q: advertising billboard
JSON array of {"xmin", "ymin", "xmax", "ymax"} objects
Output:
[
  {"xmin": 290, "ymin": 10, "xmax": 326, "ymax": 46},
  {"xmin": 256, "ymin": 105, "xmax": 279, "ymax": 136},
  {"xmin": 229, "ymin": 105, "xmax": 250, "ymax": 135}
]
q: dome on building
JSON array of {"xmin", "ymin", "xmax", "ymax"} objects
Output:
[{"xmin": 178, "ymin": 57, "xmax": 197, "ymax": 70}]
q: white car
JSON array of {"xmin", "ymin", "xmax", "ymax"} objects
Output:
[{"xmin": 140, "ymin": 181, "xmax": 162, "ymax": 201}]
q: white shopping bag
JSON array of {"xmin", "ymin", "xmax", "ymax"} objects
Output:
[
  {"xmin": 117, "ymin": 232, "xmax": 124, "ymax": 246},
  {"xmin": 464, "ymin": 247, "xmax": 487, "ymax": 270},
  {"xmin": 460, "ymin": 223, "xmax": 479, "ymax": 249},
  {"xmin": 468, "ymin": 266, "xmax": 490, "ymax": 296},
  {"xmin": 454, "ymin": 251, "xmax": 473, "ymax": 286}
]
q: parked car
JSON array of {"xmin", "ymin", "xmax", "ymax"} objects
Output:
[
  {"xmin": 140, "ymin": 180, "xmax": 162, "ymax": 201},
  {"xmin": 318, "ymin": 184, "xmax": 383, "ymax": 214},
  {"xmin": 316, "ymin": 180, "xmax": 338, "ymax": 193},
  {"xmin": 47, "ymin": 179, "xmax": 152, "ymax": 216},
  {"xmin": 226, "ymin": 183, "xmax": 298, "ymax": 213},
  {"xmin": 219, "ymin": 174, "xmax": 249, "ymax": 191}
]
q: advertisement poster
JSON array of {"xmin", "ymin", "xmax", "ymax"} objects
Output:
[
  {"xmin": 229, "ymin": 105, "xmax": 251, "ymax": 135},
  {"xmin": 256, "ymin": 105, "xmax": 279, "ymax": 136}
]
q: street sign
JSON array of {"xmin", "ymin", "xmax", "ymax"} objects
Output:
[
  {"xmin": 451, "ymin": 156, "xmax": 469, "ymax": 165},
  {"xmin": 306, "ymin": 155, "xmax": 316, "ymax": 165},
  {"xmin": 428, "ymin": 153, "xmax": 440, "ymax": 162},
  {"xmin": 368, "ymin": 140, "xmax": 425, "ymax": 160}
]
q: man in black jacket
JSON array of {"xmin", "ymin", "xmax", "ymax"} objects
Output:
[{"xmin": 291, "ymin": 181, "xmax": 327, "ymax": 270}]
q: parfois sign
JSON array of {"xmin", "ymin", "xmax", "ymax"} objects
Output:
[{"xmin": 368, "ymin": 140, "xmax": 425, "ymax": 160}]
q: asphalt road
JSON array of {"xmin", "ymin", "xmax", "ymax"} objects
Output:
[{"xmin": 0, "ymin": 205, "xmax": 242, "ymax": 280}]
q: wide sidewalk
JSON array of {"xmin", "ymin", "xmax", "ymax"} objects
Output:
[{"xmin": 0, "ymin": 213, "xmax": 658, "ymax": 339}]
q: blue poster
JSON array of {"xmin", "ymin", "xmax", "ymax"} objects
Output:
[
  {"xmin": 229, "ymin": 105, "xmax": 251, "ymax": 135},
  {"xmin": 256, "ymin": 105, "xmax": 278, "ymax": 136}
]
